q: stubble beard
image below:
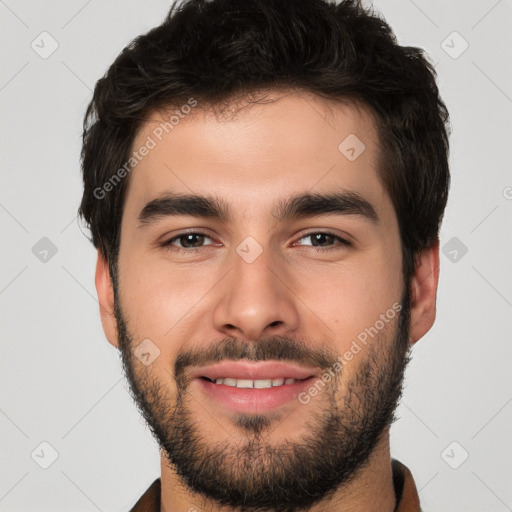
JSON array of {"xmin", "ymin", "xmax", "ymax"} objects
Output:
[{"xmin": 114, "ymin": 284, "xmax": 411, "ymax": 512}]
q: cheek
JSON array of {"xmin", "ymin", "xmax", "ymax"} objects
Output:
[
  {"xmin": 289, "ymin": 247, "xmax": 402, "ymax": 351},
  {"xmin": 117, "ymin": 252, "xmax": 219, "ymax": 345}
]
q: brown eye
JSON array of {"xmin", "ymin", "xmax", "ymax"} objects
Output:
[
  {"xmin": 295, "ymin": 232, "xmax": 351, "ymax": 250},
  {"xmin": 160, "ymin": 232, "xmax": 213, "ymax": 251}
]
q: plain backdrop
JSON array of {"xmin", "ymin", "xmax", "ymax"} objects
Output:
[{"xmin": 1, "ymin": 1, "xmax": 511, "ymax": 511}]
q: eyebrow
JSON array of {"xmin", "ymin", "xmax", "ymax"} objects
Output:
[{"xmin": 137, "ymin": 190, "xmax": 379, "ymax": 226}]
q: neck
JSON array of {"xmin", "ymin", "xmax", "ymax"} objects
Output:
[{"xmin": 159, "ymin": 426, "xmax": 396, "ymax": 512}]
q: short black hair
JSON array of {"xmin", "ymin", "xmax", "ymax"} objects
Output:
[{"xmin": 79, "ymin": 0, "xmax": 450, "ymax": 285}]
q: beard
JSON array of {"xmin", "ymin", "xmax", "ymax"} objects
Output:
[{"xmin": 114, "ymin": 284, "xmax": 412, "ymax": 512}]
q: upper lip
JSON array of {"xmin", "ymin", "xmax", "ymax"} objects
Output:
[{"xmin": 190, "ymin": 361, "xmax": 318, "ymax": 381}]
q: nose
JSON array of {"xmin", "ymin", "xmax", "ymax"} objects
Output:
[{"xmin": 212, "ymin": 245, "xmax": 300, "ymax": 341}]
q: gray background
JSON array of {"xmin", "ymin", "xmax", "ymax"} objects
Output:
[{"xmin": 1, "ymin": 0, "xmax": 511, "ymax": 511}]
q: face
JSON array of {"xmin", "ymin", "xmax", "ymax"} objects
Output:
[{"xmin": 101, "ymin": 91, "xmax": 424, "ymax": 511}]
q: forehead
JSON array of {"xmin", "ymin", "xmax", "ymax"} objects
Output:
[{"xmin": 124, "ymin": 91, "xmax": 390, "ymax": 223}]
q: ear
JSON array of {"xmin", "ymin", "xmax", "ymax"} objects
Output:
[
  {"xmin": 95, "ymin": 250, "xmax": 119, "ymax": 348},
  {"xmin": 409, "ymin": 238, "xmax": 440, "ymax": 345}
]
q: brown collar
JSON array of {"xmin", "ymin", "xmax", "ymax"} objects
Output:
[
  {"xmin": 392, "ymin": 459, "xmax": 422, "ymax": 512},
  {"xmin": 129, "ymin": 458, "xmax": 421, "ymax": 512}
]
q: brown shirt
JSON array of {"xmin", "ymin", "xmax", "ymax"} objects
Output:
[{"xmin": 129, "ymin": 458, "xmax": 421, "ymax": 512}]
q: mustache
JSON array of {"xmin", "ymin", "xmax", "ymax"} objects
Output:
[{"xmin": 174, "ymin": 335, "xmax": 339, "ymax": 384}]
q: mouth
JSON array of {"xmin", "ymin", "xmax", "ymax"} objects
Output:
[{"xmin": 190, "ymin": 361, "xmax": 319, "ymax": 414}]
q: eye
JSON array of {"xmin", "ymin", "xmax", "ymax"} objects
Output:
[
  {"xmin": 294, "ymin": 231, "xmax": 352, "ymax": 251},
  {"xmin": 159, "ymin": 230, "xmax": 352, "ymax": 254},
  {"xmin": 160, "ymin": 231, "xmax": 214, "ymax": 252}
]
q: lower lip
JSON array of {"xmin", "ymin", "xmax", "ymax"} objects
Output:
[{"xmin": 194, "ymin": 377, "xmax": 316, "ymax": 414}]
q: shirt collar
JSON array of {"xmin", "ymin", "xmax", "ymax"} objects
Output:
[{"xmin": 392, "ymin": 458, "xmax": 422, "ymax": 512}]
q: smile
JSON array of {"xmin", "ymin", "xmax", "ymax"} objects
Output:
[{"xmin": 200, "ymin": 377, "xmax": 306, "ymax": 388}]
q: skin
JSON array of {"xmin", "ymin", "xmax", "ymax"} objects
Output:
[{"xmin": 95, "ymin": 90, "xmax": 439, "ymax": 511}]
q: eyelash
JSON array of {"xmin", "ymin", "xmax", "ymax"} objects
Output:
[{"xmin": 159, "ymin": 231, "xmax": 352, "ymax": 254}]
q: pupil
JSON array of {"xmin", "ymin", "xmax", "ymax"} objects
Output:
[
  {"xmin": 313, "ymin": 233, "xmax": 332, "ymax": 246},
  {"xmin": 183, "ymin": 234, "xmax": 203, "ymax": 248}
]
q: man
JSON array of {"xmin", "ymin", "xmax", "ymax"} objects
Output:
[{"xmin": 79, "ymin": 0, "xmax": 450, "ymax": 510}]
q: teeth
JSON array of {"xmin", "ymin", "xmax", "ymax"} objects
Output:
[
  {"xmin": 236, "ymin": 379, "xmax": 254, "ymax": 388},
  {"xmin": 213, "ymin": 377, "xmax": 297, "ymax": 388},
  {"xmin": 254, "ymin": 379, "xmax": 272, "ymax": 389}
]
